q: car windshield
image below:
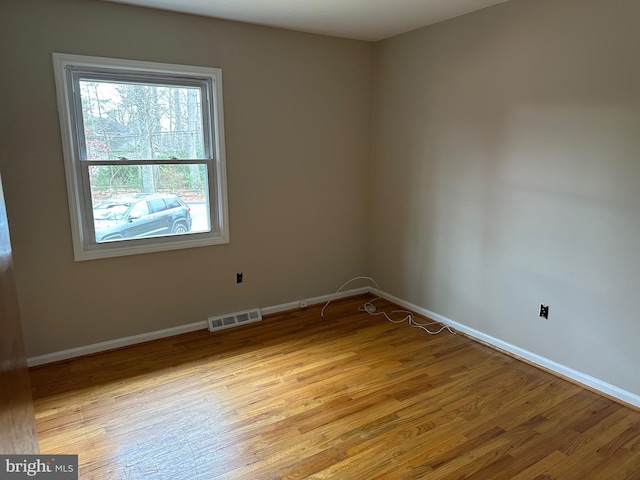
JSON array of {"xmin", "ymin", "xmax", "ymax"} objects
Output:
[{"xmin": 93, "ymin": 202, "xmax": 130, "ymax": 221}]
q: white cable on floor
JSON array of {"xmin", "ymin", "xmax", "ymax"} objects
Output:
[{"xmin": 320, "ymin": 276, "xmax": 455, "ymax": 335}]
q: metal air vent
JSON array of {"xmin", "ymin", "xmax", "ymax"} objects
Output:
[{"xmin": 208, "ymin": 308, "xmax": 262, "ymax": 332}]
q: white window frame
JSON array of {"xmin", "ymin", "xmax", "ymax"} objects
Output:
[{"xmin": 52, "ymin": 53, "xmax": 229, "ymax": 261}]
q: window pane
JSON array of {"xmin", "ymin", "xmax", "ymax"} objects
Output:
[
  {"xmin": 89, "ymin": 164, "xmax": 211, "ymax": 243},
  {"xmin": 79, "ymin": 80, "xmax": 205, "ymax": 160}
]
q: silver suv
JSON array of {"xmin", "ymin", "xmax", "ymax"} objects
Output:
[{"xmin": 92, "ymin": 193, "xmax": 192, "ymax": 242}]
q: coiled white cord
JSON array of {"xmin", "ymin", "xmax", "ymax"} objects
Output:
[{"xmin": 320, "ymin": 276, "xmax": 455, "ymax": 335}]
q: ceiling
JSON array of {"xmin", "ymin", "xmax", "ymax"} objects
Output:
[{"xmin": 101, "ymin": 0, "xmax": 509, "ymax": 41}]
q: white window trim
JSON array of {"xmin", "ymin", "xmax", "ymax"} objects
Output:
[{"xmin": 52, "ymin": 53, "xmax": 229, "ymax": 261}]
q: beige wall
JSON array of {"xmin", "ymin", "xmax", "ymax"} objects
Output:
[
  {"xmin": 0, "ymin": 0, "xmax": 372, "ymax": 356},
  {"xmin": 371, "ymin": 0, "xmax": 640, "ymax": 396}
]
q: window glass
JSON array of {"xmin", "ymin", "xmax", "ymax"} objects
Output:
[
  {"xmin": 79, "ymin": 80, "xmax": 205, "ymax": 161},
  {"xmin": 53, "ymin": 53, "xmax": 229, "ymax": 260},
  {"xmin": 129, "ymin": 201, "xmax": 149, "ymax": 218},
  {"xmin": 148, "ymin": 198, "xmax": 166, "ymax": 213},
  {"xmin": 164, "ymin": 197, "xmax": 181, "ymax": 209}
]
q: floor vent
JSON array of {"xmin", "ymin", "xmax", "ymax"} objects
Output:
[{"xmin": 208, "ymin": 308, "xmax": 262, "ymax": 332}]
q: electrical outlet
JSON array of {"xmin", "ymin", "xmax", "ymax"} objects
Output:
[
  {"xmin": 299, "ymin": 299, "xmax": 309, "ymax": 309},
  {"xmin": 236, "ymin": 272, "xmax": 243, "ymax": 284},
  {"xmin": 540, "ymin": 304, "xmax": 549, "ymax": 319}
]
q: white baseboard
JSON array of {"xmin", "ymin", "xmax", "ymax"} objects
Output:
[
  {"xmin": 27, "ymin": 287, "xmax": 370, "ymax": 367},
  {"xmin": 27, "ymin": 284, "xmax": 640, "ymax": 409},
  {"xmin": 27, "ymin": 320, "xmax": 208, "ymax": 367},
  {"xmin": 371, "ymin": 288, "xmax": 640, "ymax": 409},
  {"xmin": 260, "ymin": 286, "xmax": 369, "ymax": 315}
]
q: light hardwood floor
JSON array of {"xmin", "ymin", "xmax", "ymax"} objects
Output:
[{"xmin": 30, "ymin": 295, "xmax": 640, "ymax": 479}]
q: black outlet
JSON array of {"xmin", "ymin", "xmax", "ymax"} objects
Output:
[
  {"xmin": 236, "ymin": 272, "xmax": 243, "ymax": 284},
  {"xmin": 540, "ymin": 304, "xmax": 549, "ymax": 319}
]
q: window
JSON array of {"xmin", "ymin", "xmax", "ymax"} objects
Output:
[{"xmin": 52, "ymin": 53, "xmax": 229, "ymax": 260}]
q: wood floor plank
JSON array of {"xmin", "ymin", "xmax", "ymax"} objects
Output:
[{"xmin": 30, "ymin": 295, "xmax": 640, "ymax": 479}]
